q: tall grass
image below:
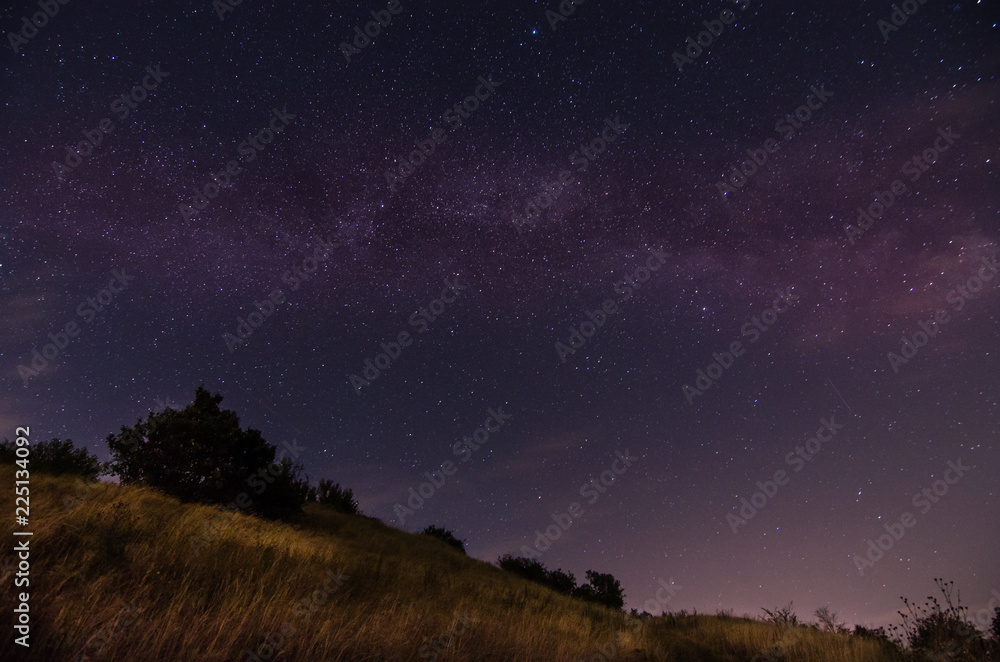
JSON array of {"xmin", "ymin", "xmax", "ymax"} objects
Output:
[{"xmin": 0, "ymin": 466, "xmax": 904, "ymax": 660}]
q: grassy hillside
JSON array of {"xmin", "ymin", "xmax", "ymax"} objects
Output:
[{"xmin": 1, "ymin": 465, "xmax": 903, "ymax": 661}]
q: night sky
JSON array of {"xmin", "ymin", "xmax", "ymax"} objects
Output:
[{"xmin": 2, "ymin": 0, "xmax": 998, "ymax": 628}]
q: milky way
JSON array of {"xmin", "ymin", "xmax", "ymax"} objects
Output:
[{"xmin": 2, "ymin": 0, "xmax": 998, "ymax": 626}]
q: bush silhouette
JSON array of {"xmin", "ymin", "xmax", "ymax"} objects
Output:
[
  {"xmin": 853, "ymin": 624, "xmax": 891, "ymax": 643},
  {"xmin": 422, "ymin": 525, "xmax": 467, "ymax": 554},
  {"xmin": 578, "ymin": 570, "xmax": 625, "ymax": 610},
  {"xmin": 307, "ymin": 478, "xmax": 359, "ymax": 514},
  {"xmin": 0, "ymin": 437, "xmax": 100, "ymax": 479},
  {"xmin": 814, "ymin": 605, "xmax": 846, "ymax": 633},
  {"xmin": 545, "ymin": 568, "xmax": 577, "ymax": 595},
  {"xmin": 105, "ymin": 386, "xmax": 308, "ymax": 520},
  {"xmin": 496, "ymin": 555, "xmax": 624, "ymax": 609},
  {"xmin": 762, "ymin": 602, "xmax": 799, "ymax": 626},
  {"xmin": 497, "ymin": 554, "xmax": 550, "ymax": 585},
  {"xmin": 890, "ymin": 578, "xmax": 994, "ymax": 661}
]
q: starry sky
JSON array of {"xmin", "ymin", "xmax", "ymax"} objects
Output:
[{"xmin": 2, "ymin": 0, "xmax": 998, "ymax": 628}]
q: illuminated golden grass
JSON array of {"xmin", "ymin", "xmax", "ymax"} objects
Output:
[{"xmin": 1, "ymin": 466, "xmax": 903, "ymax": 661}]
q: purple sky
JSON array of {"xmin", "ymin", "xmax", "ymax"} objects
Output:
[{"xmin": 2, "ymin": 0, "xmax": 998, "ymax": 628}]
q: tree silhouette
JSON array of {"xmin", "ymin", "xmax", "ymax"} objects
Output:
[
  {"xmin": 105, "ymin": 385, "xmax": 307, "ymax": 519},
  {"xmin": 580, "ymin": 570, "xmax": 625, "ymax": 610}
]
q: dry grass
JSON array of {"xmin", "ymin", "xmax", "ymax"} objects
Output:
[{"xmin": 0, "ymin": 466, "xmax": 904, "ymax": 661}]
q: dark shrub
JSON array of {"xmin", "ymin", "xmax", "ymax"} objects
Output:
[
  {"xmin": 853, "ymin": 624, "xmax": 891, "ymax": 642},
  {"xmin": 0, "ymin": 437, "xmax": 101, "ymax": 478},
  {"xmin": 307, "ymin": 478, "xmax": 359, "ymax": 514},
  {"xmin": 497, "ymin": 554, "xmax": 624, "ymax": 609},
  {"xmin": 498, "ymin": 554, "xmax": 550, "ymax": 585},
  {"xmin": 422, "ymin": 525, "xmax": 467, "ymax": 554},
  {"xmin": 891, "ymin": 578, "xmax": 992, "ymax": 661},
  {"xmin": 580, "ymin": 570, "xmax": 625, "ymax": 610},
  {"xmin": 546, "ymin": 568, "xmax": 577, "ymax": 595},
  {"xmin": 762, "ymin": 603, "xmax": 799, "ymax": 626}
]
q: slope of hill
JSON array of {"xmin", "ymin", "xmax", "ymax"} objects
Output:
[{"xmin": 1, "ymin": 466, "xmax": 902, "ymax": 661}]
